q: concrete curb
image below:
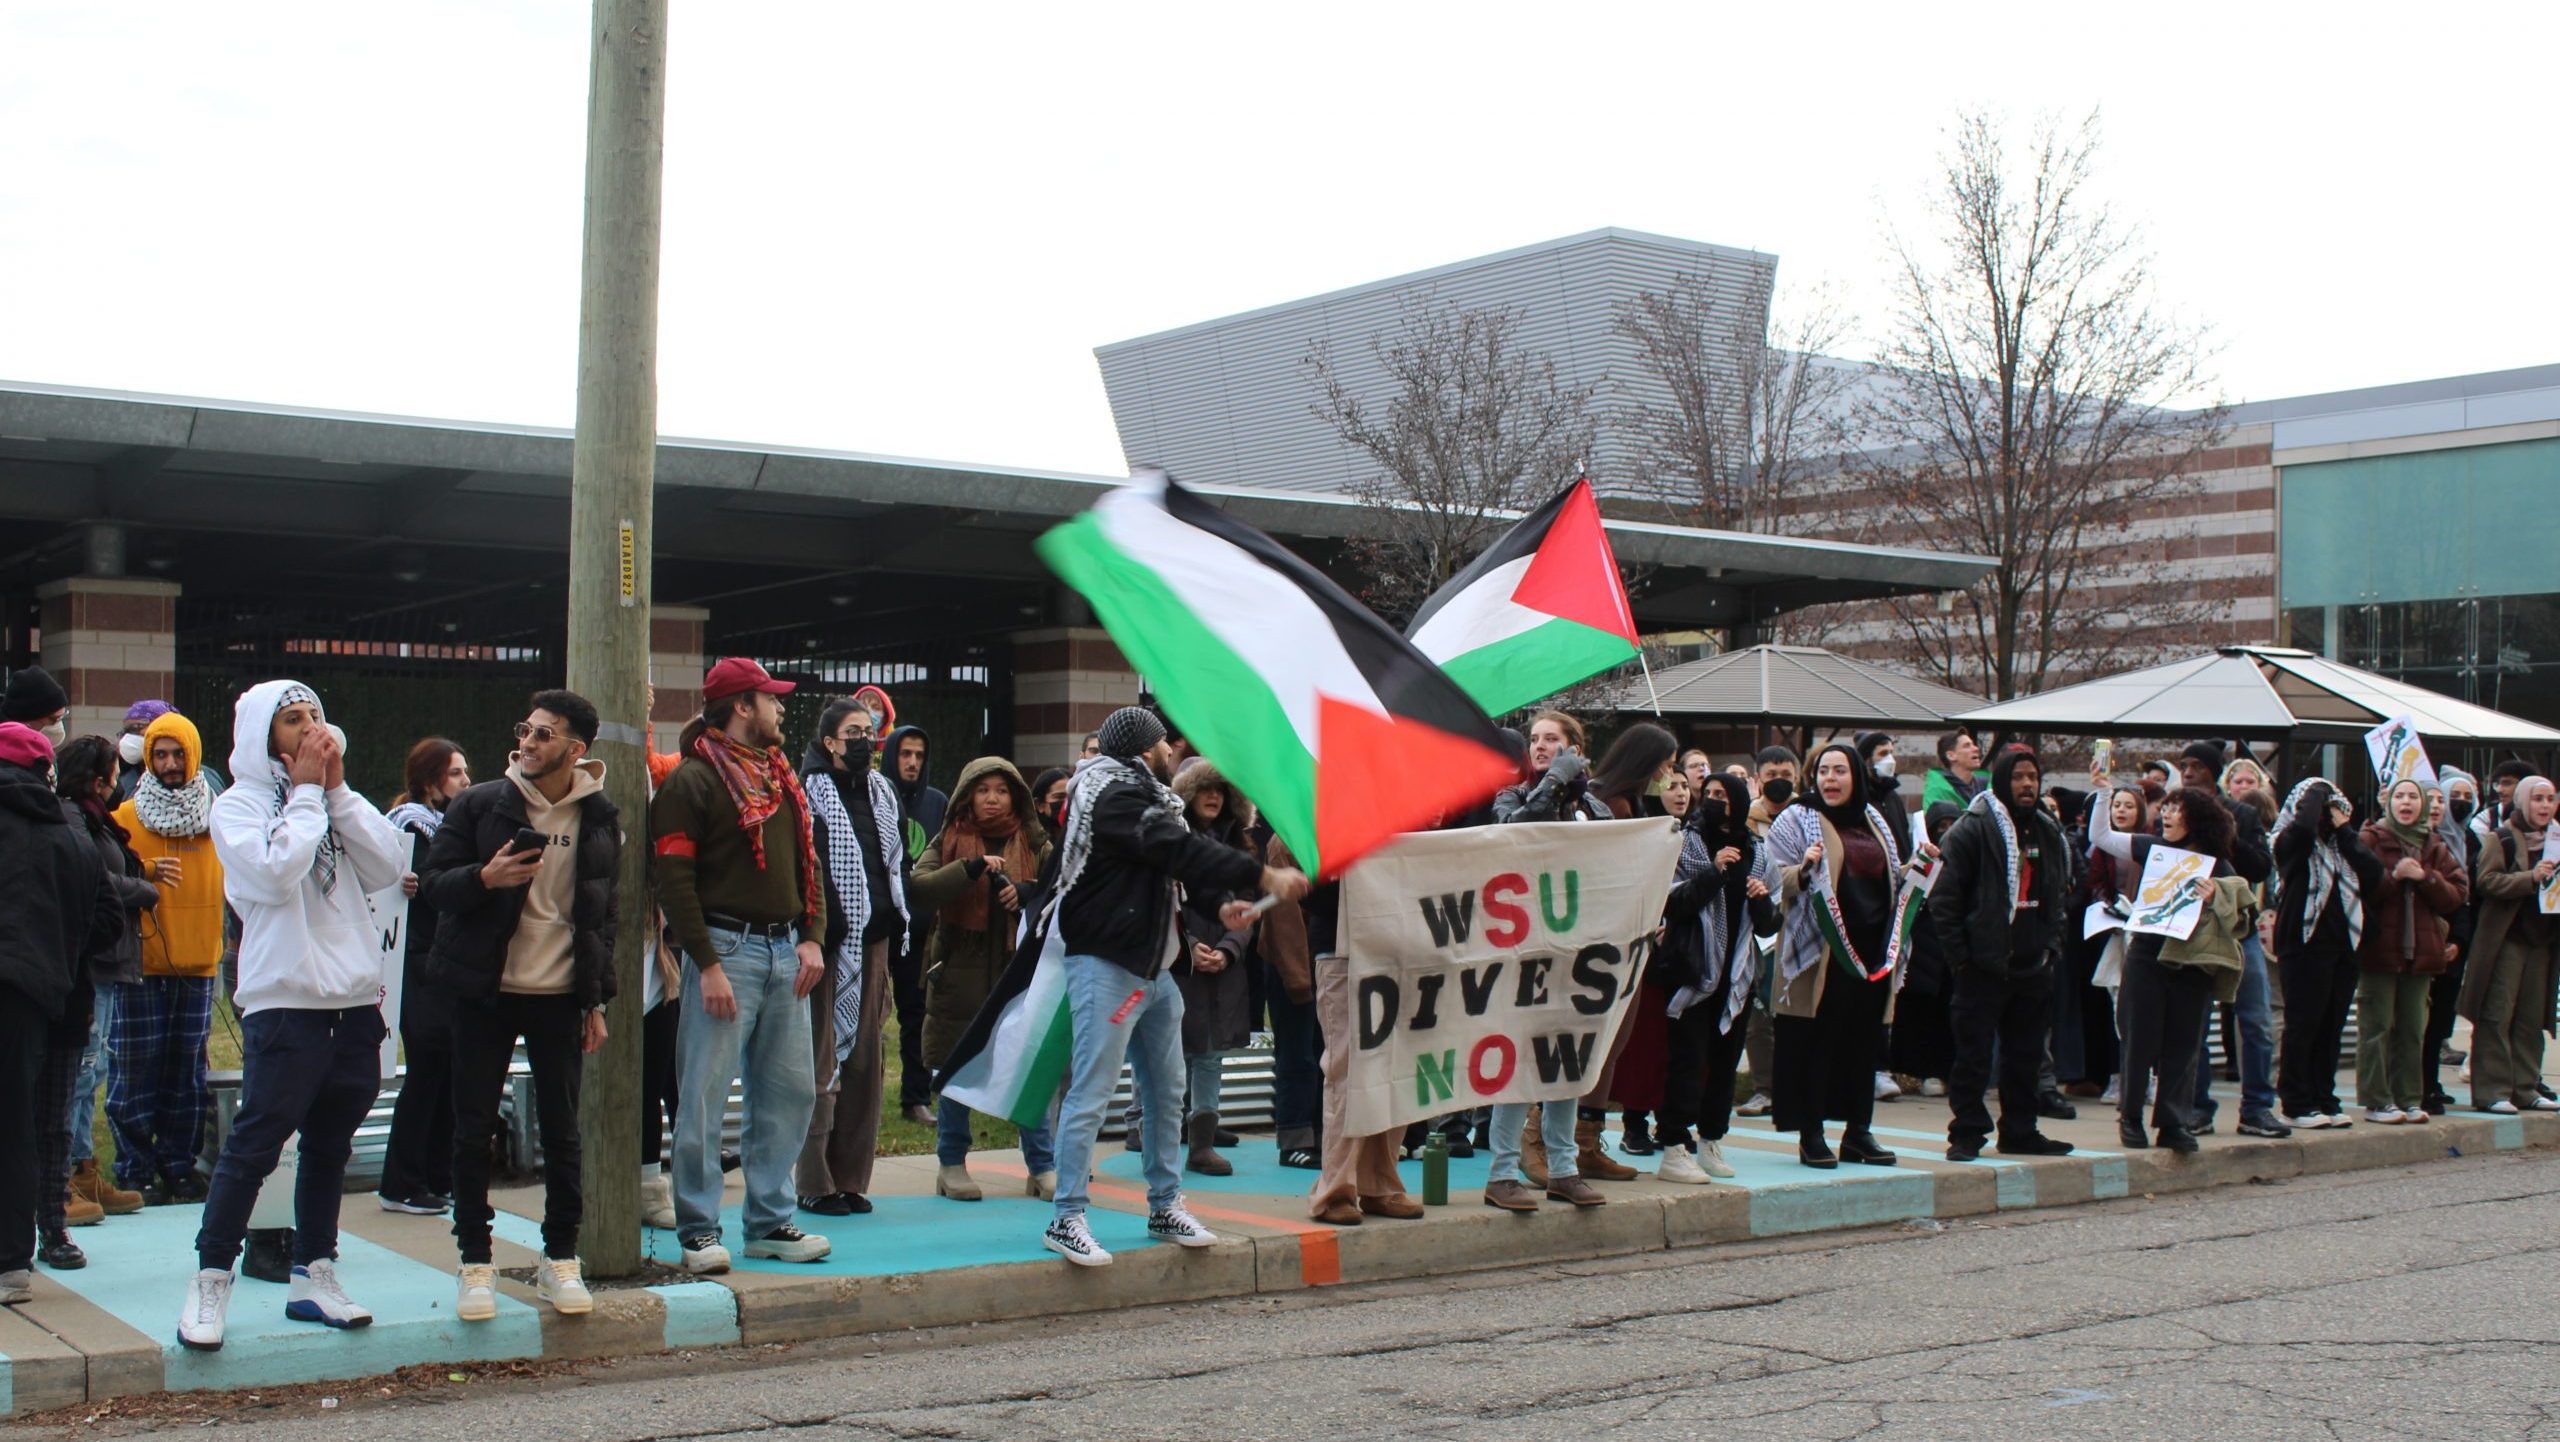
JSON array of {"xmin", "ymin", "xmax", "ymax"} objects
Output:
[{"xmin": 3, "ymin": 1110, "xmax": 2552, "ymax": 1414}]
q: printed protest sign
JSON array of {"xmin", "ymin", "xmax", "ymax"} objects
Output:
[
  {"xmin": 2542, "ymin": 829, "xmax": 2560, "ymax": 916},
  {"xmin": 363, "ymin": 833, "xmax": 418, "ymax": 1079},
  {"xmin": 2125, "ymin": 843, "xmax": 2213, "ymax": 941},
  {"xmin": 2364, "ymin": 715, "xmax": 2436, "ymax": 789},
  {"xmin": 1338, "ymin": 817, "xmax": 1679, "ymax": 1138}
]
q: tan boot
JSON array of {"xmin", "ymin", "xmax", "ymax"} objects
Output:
[
  {"xmin": 73, "ymin": 1161, "xmax": 142, "ymax": 1216},
  {"xmin": 64, "ymin": 1183, "xmax": 104, "ymax": 1228},
  {"xmin": 1521, "ymin": 1108, "xmax": 1549, "ymax": 1188},
  {"xmin": 934, "ymin": 1164, "xmax": 984, "ymax": 1202},
  {"xmin": 1576, "ymin": 1115, "xmax": 1639, "ymax": 1182}
]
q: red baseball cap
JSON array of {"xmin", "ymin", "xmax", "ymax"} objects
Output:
[{"xmin": 702, "ymin": 657, "xmax": 796, "ymax": 704}]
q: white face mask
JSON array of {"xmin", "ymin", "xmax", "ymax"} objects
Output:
[
  {"xmin": 118, "ymin": 732, "xmax": 147, "ymax": 766},
  {"xmin": 42, "ymin": 720, "xmax": 67, "ymax": 749},
  {"xmin": 1872, "ymin": 755, "xmax": 1897, "ymax": 780}
]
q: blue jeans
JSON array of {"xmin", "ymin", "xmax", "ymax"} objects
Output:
[
  {"xmin": 1053, "ymin": 955, "xmax": 1184, "ymax": 1221},
  {"xmin": 69, "ymin": 981, "xmax": 116, "ymax": 1164},
  {"xmin": 674, "ymin": 928, "xmax": 817, "ymax": 1241},
  {"xmin": 2194, "ymin": 932, "xmax": 2278, "ymax": 1122},
  {"xmin": 937, "ymin": 1093, "xmax": 1055, "ymax": 1171},
  {"xmin": 1488, "ymin": 1098, "xmax": 1581, "ymax": 1186},
  {"xmin": 194, "ymin": 1006, "xmax": 385, "ymax": 1271}
]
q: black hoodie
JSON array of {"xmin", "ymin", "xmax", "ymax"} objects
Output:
[
  {"xmin": 881, "ymin": 725, "xmax": 948, "ymax": 849},
  {"xmin": 0, "ymin": 759, "xmax": 118, "ymax": 1020},
  {"xmin": 1927, "ymin": 752, "xmax": 2072, "ymax": 976}
]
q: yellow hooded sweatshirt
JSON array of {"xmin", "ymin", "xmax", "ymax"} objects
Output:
[{"xmin": 112, "ymin": 711, "xmax": 228, "ymax": 977}]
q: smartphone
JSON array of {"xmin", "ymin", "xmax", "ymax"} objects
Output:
[
  {"xmin": 512, "ymin": 826, "xmax": 546, "ymax": 856},
  {"xmin": 2091, "ymin": 738, "xmax": 2114, "ymax": 784}
]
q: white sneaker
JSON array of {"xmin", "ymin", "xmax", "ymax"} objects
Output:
[
  {"xmin": 1044, "ymin": 1213, "xmax": 1112, "ymax": 1266},
  {"xmin": 1697, "ymin": 1138, "xmax": 1737, "ymax": 1178},
  {"xmin": 1656, "ymin": 1144, "xmax": 1711, "ymax": 1185},
  {"xmin": 1735, "ymin": 1092, "xmax": 1773, "ymax": 1117},
  {"xmin": 2099, "ymin": 1075, "xmax": 2122, "ymax": 1105},
  {"xmin": 640, "ymin": 1172, "xmax": 675, "ymax": 1231},
  {"xmin": 2367, "ymin": 1107, "xmax": 2405, "ymax": 1125},
  {"xmin": 456, "ymin": 1263, "xmax": 498, "ymax": 1322},
  {"xmin": 178, "ymin": 1267, "xmax": 233, "ymax": 1350},
  {"xmin": 1146, "ymin": 1202, "xmax": 1218, "ymax": 1249},
  {"xmin": 742, "ymin": 1224, "xmax": 830, "ymax": 1263},
  {"xmin": 2532, "ymin": 1097, "xmax": 2560, "ymax": 1112},
  {"xmin": 2405, "ymin": 1108, "xmax": 2431, "ymax": 1124},
  {"xmin": 286, "ymin": 1259, "xmax": 372, "ymax": 1329},
  {"xmin": 2487, "ymin": 1100, "xmax": 2520, "ymax": 1115},
  {"xmin": 1920, "ymin": 1078, "xmax": 1947, "ymax": 1098},
  {"xmin": 680, "ymin": 1232, "xmax": 732, "ymax": 1275},
  {"xmin": 1874, "ymin": 1071, "xmax": 1903, "ymax": 1101},
  {"xmin": 537, "ymin": 1257, "xmax": 592, "ymax": 1315}
]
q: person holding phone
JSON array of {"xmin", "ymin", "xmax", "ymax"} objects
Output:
[{"xmin": 415, "ymin": 690, "xmax": 619, "ymax": 1321}]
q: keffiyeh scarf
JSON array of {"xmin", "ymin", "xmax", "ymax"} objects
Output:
[
  {"xmin": 134, "ymin": 773, "xmax": 214, "ymax": 838},
  {"xmin": 273, "ymin": 685, "xmax": 344, "ymax": 895},
  {"xmin": 1037, "ymin": 754, "xmax": 1186, "ymax": 935},
  {"xmin": 803, "ymin": 766, "xmax": 906, "ymax": 1065},
  {"xmin": 691, "ymin": 728, "xmax": 821, "ymax": 916},
  {"xmin": 2277, "ymin": 777, "xmax": 2363, "ymax": 950}
]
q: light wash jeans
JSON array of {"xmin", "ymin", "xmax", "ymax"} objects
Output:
[
  {"xmin": 2193, "ymin": 931, "xmax": 2278, "ymax": 1123},
  {"xmin": 1488, "ymin": 1098, "xmax": 1582, "ymax": 1186},
  {"xmin": 1052, "ymin": 955, "xmax": 1185, "ymax": 1221},
  {"xmin": 1186, "ymin": 1052, "xmax": 1225, "ymax": 1125},
  {"xmin": 937, "ymin": 1094, "xmax": 1055, "ymax": 1171},
  {"xmin": 70, "ymin": 981, "xmax": 117, "ymax": 1164},
  {"xmin": 673, "ymin": 928, "xmax": 817, "ymax": 1241}
]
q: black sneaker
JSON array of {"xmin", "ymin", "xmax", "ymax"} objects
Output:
[
  {"xmin": 2236, "ymin": 1114, "xmax": 2292, "ymax": 1139},
  {"xmin": 2035, "ymin": 1091, "xmax": 2079, "ymax": 1121},
  {"xmin": 799, "ymin": 1192, "xmax": 855, "ymax": 1217},
  {"xmin": 1278, "ymin": 1147, "xmax": 1321, "ymax": 1169},
  {"xmin": 1998, "ymin": 1134, "xmax": 2076, "ymax": 1157},
  {"xmin": 379, "ymin": 1191, "xmax": 449, "ymax": 1215},
  {"xmin": 1946, "ymin": 1140, "xmax": 1983, "ymax": 1163},
  {"xmin": 169, "ymin": 1173, "xmax": 209, "ymax": 1204}
]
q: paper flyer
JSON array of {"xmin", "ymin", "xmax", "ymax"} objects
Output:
[
  {"xmin": 2363, "ymin": 715, "xmax": 2437, "ymax": 789},
  {"xmin": 2126, "ymin": 843, "xmax": 2214, "ymax": 940}
]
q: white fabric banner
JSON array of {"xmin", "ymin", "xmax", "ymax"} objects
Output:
[
  {"xmin": 362, "ymin": 832, "xmax": 418, "ymax": 1079},
  {"xmin": 1338, "ymin": 817, "xmax": 1681, "ymax": 1138}
]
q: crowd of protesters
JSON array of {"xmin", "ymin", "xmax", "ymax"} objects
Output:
[{"xmin": 2, "ymin": 657, "xmax": 2556, "ymax": 1345}]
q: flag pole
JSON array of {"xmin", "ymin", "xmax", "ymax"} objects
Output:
[{"xmin": 1637, "ymin": 648, "xmax": 1664, "ymax": 716}]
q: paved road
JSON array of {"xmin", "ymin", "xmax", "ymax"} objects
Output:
[{"xmin": 58, "ymin": 1147, "xmax": 2560, "ymax": 1442}]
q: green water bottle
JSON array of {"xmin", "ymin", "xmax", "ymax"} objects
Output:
[{"xmin": 1422, "ymin": 1131, "xmax": 1449, "ymax": 1206}]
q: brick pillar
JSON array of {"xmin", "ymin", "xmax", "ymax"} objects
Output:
[
  {"xmin": 37, "ymin": 577, "xmax": 179, "ymax": 740},
  {"xmin": 649, "ymin": 605, "xmax": 710, "ymax": 743},
  {"xmin": 1011, "ymin": 626, "xmax": 1141, "ymax": 770}
]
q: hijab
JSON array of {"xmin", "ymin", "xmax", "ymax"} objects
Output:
[{"xmin": 2381, "ymin": 777, "xmax": 2436, "ymax": 857}]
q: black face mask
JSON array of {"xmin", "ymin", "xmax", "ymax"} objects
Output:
[
  {"xmin": 2452, "ymin": 798, "xmax": 2477, "ymax": 823},
  {"xmin": 837, "ymin": 736, "xmax": 873, "ymax": 773},
  {"xmin": 1697, "ymin": 797, "xmax": 1729, "ymax": 828},
  {"xmin": 1761, "ymin": 778, "xmax": 1793, "ymax": 807}
]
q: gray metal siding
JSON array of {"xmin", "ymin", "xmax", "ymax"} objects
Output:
[{"xmin": 1096, "ymin": 229, "xmax": 1778, "ymax": 499}]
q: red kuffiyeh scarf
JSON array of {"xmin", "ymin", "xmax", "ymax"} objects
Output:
[{"xmin": 691, "ymin": 728, "xmax": 820, "ymax": 913}]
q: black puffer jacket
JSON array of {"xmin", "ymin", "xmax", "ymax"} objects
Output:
[
  {"xmin": 1929, "ymin": 787, "xmax": 2073, "ymax": 977},
  {"xmin": 70, "ymin": 801, "xmax": 158, "ymax": 987},
  {"xmin": 1058, "ymin": 766, "xmax": 1265, "ymax": 979},
  {"xmin": 0, "ymin": 760, "xmax": 116, "ymax": 1020},
  {"xmin": 417, "ymin": 773, "xmax": 622, "ymax": 1009}
]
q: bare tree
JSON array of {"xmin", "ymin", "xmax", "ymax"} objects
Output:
[
  {"xmin": 1617, "ymin": 276, "xmax": 1855, "ymax": 534},
  {"xmin": 1854, "ymin": 109, "xmax": 2225, "ymax": 700},
  {"xmin": 1306, "ymin": 297, "xmax": 1596, "ymax": 625}
]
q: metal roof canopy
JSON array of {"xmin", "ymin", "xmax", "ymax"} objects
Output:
[
  {"xmin": 0, "ymin": 381, "xmax": 1997, "ymax": 633},
  {"xmin": 1602, "ymin": 644, "xmax": 1988, "ymax": 727},
  {"xmin": 1954, "ymin": 645, "xmax": 2560, "ymax": 746}
]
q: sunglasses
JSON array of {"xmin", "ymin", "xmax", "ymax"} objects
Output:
[{"xmin": 513, "ymin": 721, "xmax": 575, "ymax": 745}]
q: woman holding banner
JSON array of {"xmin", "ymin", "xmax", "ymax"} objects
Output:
[
  {"xmin": 1767, "ymin": 744, "xmax": 1909, "ymax": 1169},
  {"xmin": 2089, "ymin": 787, "xmax": 2250, "ymax": 1151},
  {"xmin": 1655, "ymin": 772, "xmax": 1776, "ymax": 1182}
]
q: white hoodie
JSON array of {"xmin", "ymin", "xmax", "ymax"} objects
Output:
[{"xmin": 210, "ymin": 679, "xmax": 408, "ymax": 1015}]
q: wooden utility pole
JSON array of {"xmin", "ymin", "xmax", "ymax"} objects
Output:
[{"xmin": 565, "ymin": 0, "xmax": 666, "ymax": 1279}]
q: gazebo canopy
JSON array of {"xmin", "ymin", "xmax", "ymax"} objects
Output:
[
  {"xmin": 1955, "ymin": 645, "xmax": 2560, "ymax": 746},
  {"xmin": 1606, "ymin": 644, "xmax": 1988, "ymax": 727}
]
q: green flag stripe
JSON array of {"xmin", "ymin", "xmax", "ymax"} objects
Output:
[
  {"xmin": 1439, "ymin": 614, "xmax": 1640, "ymax": 717},
  {"xmin": 1037, "ymin": 513, "xmax": 1322, "ymax": 867}
]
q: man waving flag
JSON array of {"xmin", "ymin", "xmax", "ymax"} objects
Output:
[
  {"xmin": 1406, "ymin": 477, "xmax": 1641, "ymax": 716},
  {"xmin": 1036, "ymin": 469, "xmax": 1519, "ymax": 878}
]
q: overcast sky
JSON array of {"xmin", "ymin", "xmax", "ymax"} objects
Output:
[{"xmin": 4, "ymin": 3, "xmax": 2551, "ymax": 478}]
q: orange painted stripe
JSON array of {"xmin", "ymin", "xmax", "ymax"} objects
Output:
[{"xmin": 978, "ymin": 1159, "xmax": 1347, "ymax": 1287}]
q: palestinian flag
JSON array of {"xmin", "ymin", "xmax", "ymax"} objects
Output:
[
  {"xmin": 936, "ymin": 923, "xmax": 1071, "ymax": 1128},
  {"xmin": 1036, "ymin": 469, "xmax": 1519, "ymax": 878},
  {"xmin": 1406, "ymin": 478, "xmax": 1640, "ymax": 716}
]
